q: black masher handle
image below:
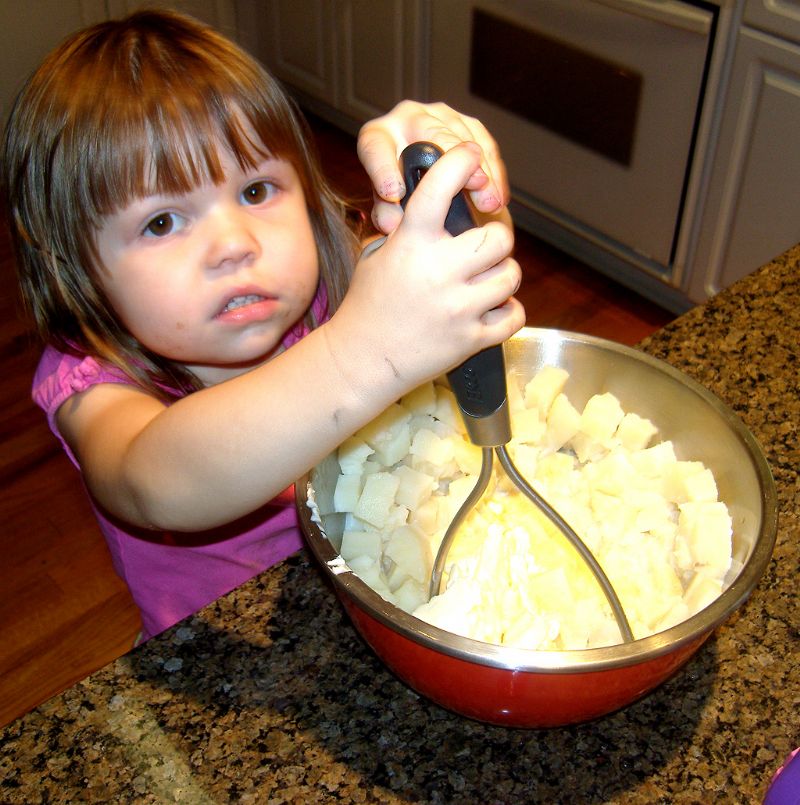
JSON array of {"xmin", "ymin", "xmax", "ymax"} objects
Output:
[{"xmin": 399, "ymin": 142, "xmax": 509, "ymax": 437}]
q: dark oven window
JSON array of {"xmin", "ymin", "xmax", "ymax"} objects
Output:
[{"xmin": 470, "ymin": 8, "xmax": 642, "ymax": 166}]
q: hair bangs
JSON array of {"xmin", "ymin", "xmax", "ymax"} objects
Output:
[{"xmin": 83, "ymin": 82, "xmax": 290, "ymax": 220}]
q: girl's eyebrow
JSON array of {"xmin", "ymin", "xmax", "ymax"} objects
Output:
[
  {"xmin": 252, "ymin": 155, "xmax": 292, "ymax": 172},
  {"xmin": 128, "ymin": 191, "xmax": 188, "ymax": 209}
]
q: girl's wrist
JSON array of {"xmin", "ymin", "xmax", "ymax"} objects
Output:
[{"xmin": 319, "ymin": 310, "xmax": 410, "ymax": 415}]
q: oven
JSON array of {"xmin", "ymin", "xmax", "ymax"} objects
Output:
[{"xmin": 428, "ymin": 0, "xmax": 723, "ymax": 311}]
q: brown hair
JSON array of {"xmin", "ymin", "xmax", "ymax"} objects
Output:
[{"xmin": 2, "ymin": 9, "xmax": 360, "ymax": 397}]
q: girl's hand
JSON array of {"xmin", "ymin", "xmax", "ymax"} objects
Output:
[
  {"xmin": 327, "ymin": 142, "xmax": 524, "ymax": 399},
  {"xmin": 357, "ymin": 100, "xmax": 510, "ymax": 234}
]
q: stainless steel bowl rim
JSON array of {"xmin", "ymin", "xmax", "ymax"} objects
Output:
[{"xmin": 299, "ymin": 328, "xmax": 778, "ymax": 673}]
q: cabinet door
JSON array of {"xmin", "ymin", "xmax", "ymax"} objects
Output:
[
  {"xmin": 255, "ymin": 0, "xmax": 426, "ymax": 126},
  {"xmin": 257, "ymin": 0, "xmax": 337, "ymax": 105},
  {"xmin": 334, "ymin": 0, "xmax": 426, "ymax": 121},
  {"xmin": 428, "ymin": 0, "xmax": 714, "ymax": 273},
  {"xmin": 686, "ymin": 26, "xmax": 800, "ymax": 300}
]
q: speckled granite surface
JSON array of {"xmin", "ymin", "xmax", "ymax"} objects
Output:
[{"xmin": 1, "ymin": 247, "xmax": 798, "ymax": 804}]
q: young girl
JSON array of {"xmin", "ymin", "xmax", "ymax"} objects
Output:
[{"xmin": 2, "ymin": 9, "xmax": 524, "ymax": 643}]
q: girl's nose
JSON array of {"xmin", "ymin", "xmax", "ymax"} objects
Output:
[{"xmin": 204, "ymin": 205, "xmax": 260, "ymax": 270}]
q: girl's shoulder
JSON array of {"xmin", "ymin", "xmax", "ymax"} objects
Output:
[{"xmin": 32, "ymin": 344, "xmax": 133, "ymax": 417}]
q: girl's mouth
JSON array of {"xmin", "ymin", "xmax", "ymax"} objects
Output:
[
  {"xmin": 216, "ymin": 292, "xmax": 278, "ymax": 324},
  {"xmin": 222, "ymin": 293, "xmax": 265, "ymax": 313}
]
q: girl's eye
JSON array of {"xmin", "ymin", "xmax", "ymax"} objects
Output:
[
  {"xmin": 242, "ymin": 180, "xmax": 277, "ymax": 206},
  {"xmin": 143, "ymin": 212, "xmax": 184, "ymax": 238}
]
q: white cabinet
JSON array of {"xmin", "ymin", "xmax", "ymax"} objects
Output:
[
  {"xmin": 686, "ymin": 13, "xmax": 800, "ymax": 300},
  {"xmin": 252, "ymin": 0, "xmax": 428, "ymax": 133},
  {"xmin": 427, "ymin": 0, "xmax": 715, "ymax": 287}
]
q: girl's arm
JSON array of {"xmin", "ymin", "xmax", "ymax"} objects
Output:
[
  {"xmin": 357, "ymin": 100, "xmax": 511, "ymax": 234},
  {"xmin": 58, "ymin": 144, "xmax": 525, "ymax": 533}
]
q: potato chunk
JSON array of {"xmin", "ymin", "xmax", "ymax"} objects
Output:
[
  {"xmin": 333, "ymin": 473, "xmax": 363, "ymax": 513},
  {"xmin": 337, "ymin": 436, "xmax": 374, "ymax": 475},
  {"xmin": 354, "ymin": 472, "xmax": 400, "ymax": 528},
  {"xmin": 678, "ymin": 501, "xmax": 732, "ymax": 575},
  {"xmin": 340, "ymin": 529, "xmax": 383, "ymax": 562},
  {"xmin": 524, "ymin": 366, "xmax": 569, "ymax": 416},
  {"xmin": 384, "ymin": 525, "xmax": 432, "ymax": 586},
  {"xmin": 393, "ymin": 465, "xmax": 436, "ymax": 510}
]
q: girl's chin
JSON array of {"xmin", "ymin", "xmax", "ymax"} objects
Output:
[{"xmin": 185, "ymin": 346, "xmax": 285, "ymax": 386}]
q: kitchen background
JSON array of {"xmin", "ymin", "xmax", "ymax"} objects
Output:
[
  {"xmin": 1, "ymin": 0, "xmax": 799, "ymax": 311},
  {"xmin": 0, "ymin": 0, "xmax": 797, "ymax": 725}
]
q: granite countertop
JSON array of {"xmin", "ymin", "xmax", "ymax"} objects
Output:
[{"xmin": 1, "ymin": 246, "xmax": 798, "ymax": 804}]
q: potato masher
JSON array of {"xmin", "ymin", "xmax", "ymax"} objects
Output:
[{"xmin": 400, "ymin": 142, "xmax": 634, "ymax": 643}]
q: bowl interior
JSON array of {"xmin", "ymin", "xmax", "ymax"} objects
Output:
[{"xmin": 300, "ymin": 328, "xmax": 777, "ymax": 672}]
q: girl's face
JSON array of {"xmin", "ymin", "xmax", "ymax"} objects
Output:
[{"xmin": 94, "ymin": 146, "xmax": 319, "ymax": 386}]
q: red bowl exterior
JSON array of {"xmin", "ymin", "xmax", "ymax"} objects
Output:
[{"xmin": 340, "ymin": 593, "xmax": 710, "ymax": 727}]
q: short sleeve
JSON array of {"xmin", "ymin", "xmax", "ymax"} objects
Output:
[{"xmin": 31, "ymin": 346, "xmax": 133, "ymax": 468}]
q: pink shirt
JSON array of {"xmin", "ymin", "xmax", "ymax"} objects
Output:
[{"xmin": 32, "ymin": 289, "xmax": 327, "ymax": 642}]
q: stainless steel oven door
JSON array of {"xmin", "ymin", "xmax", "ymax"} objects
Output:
[{"xmin": 429, "ymin": 0, "xmax": 715, "ymax": 280}]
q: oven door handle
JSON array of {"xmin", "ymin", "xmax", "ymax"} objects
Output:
[{"xmin": 595, "ymin": 0, "xmax": 712, "ymax": 34}]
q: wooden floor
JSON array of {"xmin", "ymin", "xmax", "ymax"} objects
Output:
[{"xmin": 0, "ymin": 115, "xmax": 673, "ymax": 729}]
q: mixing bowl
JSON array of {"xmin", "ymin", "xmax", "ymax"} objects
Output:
[{"xmin": 296, "ymin": 328, "xmax": 777, "ymax": 727}]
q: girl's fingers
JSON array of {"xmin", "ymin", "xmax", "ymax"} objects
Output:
[
  {"xmin": 460, "ymin": 256, "xmax": 522, "ymax": 326},
  {"xmin": 397, "ymin": 142, "xmax": 484, "ymax": 238},
  {"xmin": 356, "ymin": 125, "xmax": 406, "ymax": 202},
  {"xmin": 357, "ymin": 101, "xmax": 511, "ymax": 220},
  {"xmin": 480, "ymin": 296, "xmax": 527, "ymax": 341},
  {"xmin": 461, "ymin": 223, "xmax": 516, "ymax": 281},
  {"xmin": 410, "ymin": 104, "xmax": 478, "ymax": 151},
  {"xmin": 470, "ymin": 255, "xmax": 522, "ymax": 299},
  {"xmin": 412, "ymin": 106, "xmax": 509, "ymax": 211},
  {"xmin": 465, "ymin": 129, "xmax": 509, "ymax": 212},
  {"xmin": 370, "ymin": 191, "xmax": 404, "ymax": 234}
]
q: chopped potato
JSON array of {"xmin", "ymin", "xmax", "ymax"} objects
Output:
[
  {"xmin": 353, "ymin": 472, "xmax": 400, "ymax": 528},
  {"xmin": 393, "ymin": 465, "xmax": 437, "ymax": 510},
  {"xmin": 340, "ymin": 529, "xmax": 383, "ymax": 562},
  {"xmin": 333, "ymin": 473, "xmax": 363, "ymax": 513},
  {"xmin": 545, "ymin": 393, "xmax": 581, "ymax": 452},
  {"xmin": 524, "ymin": 366, "xmax": 569, "ymax": 417},
  {"xmin": 580, "ymin": 392, "xmax": 625, "ymax": 444},
  {"xmin": 337, "ymin": 436, "xmax": 374, "ymax": 475},
  {"xmin": 384, "ymin": 524, "xmax": 431, "ymax": 586}
]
